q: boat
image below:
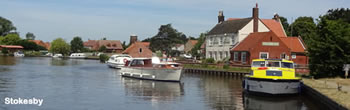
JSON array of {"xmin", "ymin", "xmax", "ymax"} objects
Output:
[
  {"xmin": 52, "ymin": 54, "xmax": 63, "ymax": 58},
  {"xmin": 69, "ymin": 53, "xmax": 87, "ymax": 59},
  {"xmin": 14, "ymin": 51, "xmax": 25, "ymax": 57},
  {"xmin": 120, "ymin": 57, "xmax": 183, "ymax": 82},
  {"xmin": 106, "ymin": 54, "xmax": 131, "ymax": 69},
  {"xmin": 243, "ymin": 59, "xmax": 301, "ymax": 95}
]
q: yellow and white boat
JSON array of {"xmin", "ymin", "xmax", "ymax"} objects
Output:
[{"xmin": 243, "ymin": 59, "xmax": 301, "ymax": 95}]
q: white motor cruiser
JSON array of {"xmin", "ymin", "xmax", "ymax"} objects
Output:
[
  {"xmin": 106, "ymin": 54, "xmax": 132, "ymax": 69},
  {"xmin": 69, "ymin": 53, "xmax": 87, "ymax": 59},
  {"xmin": 120, "ymin": 57, "xmax": 183, "ymax": 82}
]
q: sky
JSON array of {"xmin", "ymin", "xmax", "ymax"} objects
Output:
[{"xmin": 0, "ymin": 0, "xmax": 349, "ymax": 43}]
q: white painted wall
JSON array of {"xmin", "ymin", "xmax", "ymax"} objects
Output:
[{"xmin": 238, "ymin": 19, "xmax": 269, "ymax": 42}]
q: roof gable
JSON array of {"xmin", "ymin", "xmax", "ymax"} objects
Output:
[
  {"xmin": 261, "ymin": 19, "xmax": 287, "ymax": 37},
  {"xmin": 207, "ymin": 18, "xmax": 252, "ymax": 35},
  {"xmin": 280, "ymin": 37, "xmax": 306, "ymax": 52}
]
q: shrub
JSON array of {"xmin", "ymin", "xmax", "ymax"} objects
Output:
[
  {"xmin": 223, "ymin": 64, "xmax": 230, "ymax": 69},
  {"xmin": 99, "ymin": 54, "xmax": 109, "ymax": 63},
  {"xmin": 205, "ymin": 58, "xmax": 215, "ymax": 64},
  {"xmin": 1, "ymin": 48, "xmax": 9, "ymax": 54}
]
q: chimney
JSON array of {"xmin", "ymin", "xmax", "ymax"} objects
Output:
[
  {"xmin": 130, "ymin": 34, "xmax": 138, "ymax": 44},
  {"xmin": 218, "ymin": 10, "xmax": 225, "ymax": 23},
  {"xmin": 273, "ymin": 13, "xmax": 280, "ymax": 21},
  {"xmin": 252, "ymin": 3, "xmax": 259, "ymax": 32}
]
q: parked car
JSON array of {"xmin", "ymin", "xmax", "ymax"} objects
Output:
[{"xmin": 183, "ymin": 54, "xmax": 192, "ymax": 59}]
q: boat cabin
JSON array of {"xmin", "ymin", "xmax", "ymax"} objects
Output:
[{"xmin": 125, "ymin": 58, "xmax": 180, "ymax": 68}]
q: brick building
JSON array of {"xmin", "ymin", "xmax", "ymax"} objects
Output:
[{"xmin": 123, "ymin": 42, "xmax": 153, "ymax": 58}]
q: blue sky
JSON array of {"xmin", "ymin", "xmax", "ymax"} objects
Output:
[{"xmin": 0, "ymin": 0, "xmax": 349, "ymax": 43}]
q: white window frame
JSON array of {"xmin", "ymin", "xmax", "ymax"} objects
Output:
[
  {"xmin": 234, "ymin": 52, "xmax": 239, "ymax": 61},
  {"xmin": 219, "ymin": 37, "xmax": 223, "ymax": 45},
  {"xmin": 292, "ymin": 53, "xmax": 296, "ymax": 59},
  {"xmin": 241, "ymin": 52, "xmax": 247, "ymax": 64},
  {"xmin": 259, "ymin": 52, "xmax": 269, "ymax": 59},
  {"xmin": 281, "ymin": 53, "xmax": 286, "ymax": 59},
  {"xmin": 219, "ymin": 51, "xmax": 223, "ymax": 60}
]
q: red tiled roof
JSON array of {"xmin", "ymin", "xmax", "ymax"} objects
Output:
[
  {"xmin": 261, "ymin": 19, "xmax": 287, "ymax": 37},
  {"xmin": 200, "ymin": 42, "xmax": 206, "ymax": 49},
  {"xmin": 123, "ymin": 42, "xmax": 153, "ymax": 58},
  {"xmin": 189, "ymin": 40, "xmax": 198, "ymax": 46},
  {"xmin": 98, "ymin": 40, "xmax": 123, "ymax": 50},
  {"xmin": 280, "ymin": 37, "xmax": 306, "ymax": 53},
  {"xmin": 0, "ymin": 45, "xmax": 24, "ymax": 49},
  {"xmin": 29, "ymin": 40, "xmax": 50, "ymax": 49},
  {"xmin": 232, "ymin": 32, "xmax": 272, "ymax": 51}
]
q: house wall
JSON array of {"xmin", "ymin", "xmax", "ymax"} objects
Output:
[
  {"xmin": 292, "ymin": 53, "xmax": 308, "ymax": 65},
  {"xmin": 126, "ymin": 44, "xmax": 153, "ymax": 58},
  {"xmin": 205, "ymin": 33, "xmax": 236, "ymax": 61},
  {"xmin": 238, "ymin": 20, "xmax": 270, "ymax": 42}
]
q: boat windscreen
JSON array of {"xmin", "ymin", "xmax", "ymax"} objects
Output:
[
  {"xmin": 252, "ymin": 61, "xmax": 265, "ymax": 67},
  {"xmin": 281, "ymin": 62, "xmax": 294, "ymax": 68},
  {"xmin": 266, "ymin": 61, "xmax": 280, "ymax": 67}
]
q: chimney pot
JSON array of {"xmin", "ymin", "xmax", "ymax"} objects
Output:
[{"xmin": 218, "ymin": 10, "xmax": 225, "ymax": 23}]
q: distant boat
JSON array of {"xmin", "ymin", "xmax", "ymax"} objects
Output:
[
  {"xmin": 120, "ymin": 57, "xmax": 183, "ymax": 82},
  {"xmin": 69, "ymin": 53, "xmax": 87, "ymax": 59},
  {"xmin": 243, "ymin": 59, "xmax": 301, "ymax": 95},
  {"xmin": 52, "ymin": 54, "xmax": 63, "ymax": 58},
  {"xmin": 14, "ymin": 51, "xmax": 25, "ymax": 57},
  {"xmin": 106, "ymin": 54, "xmax": 131, "ymax": 69}
]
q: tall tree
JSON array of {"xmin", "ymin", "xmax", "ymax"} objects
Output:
[
  {"xmin": 190, "ymin": 32, "xmax": 207, "ymax": 59},
  {"xmin": 0, "ymin": 16, "xmax": 16, "ymax": 36},
  {"xmin": 25, "ymin": 32, "xmax": 36, "ymax": 40},
  {"xmin": 70, "ymin": 36, "xmax": 84, "ymax": 53},
  {"xmin": 50, "ymin": 38, "xmax": 71, "ymax": 55},
  {"xmin": 0, "ymin": 33, "xmax": 21, "ymax": 45},
  {"xmin": 308, "ymin": 17, "xmax": 350, "ymax": 78},
  {"xmin": 149, "ymin": 24, "xmax": 187, "ymax": 55},
  {"xmin": 289, "ymin": 16, "xmax": 317, "ymax": 45},
  {"xmin": 324, "ymin": 8, "xmax": 350, "ymax": 23}
]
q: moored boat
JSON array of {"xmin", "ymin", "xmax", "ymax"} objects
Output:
[
  {"xmin": 69, "ymin": 53, "xmax": 87, "ymax": 59},
  {"xmin": 243, "ymin": 59, "xmax": 301, "ymax": 95},
  {"xmin": 52, "ymin": 54, "xmax": 63, "ymax": 58},
  {"xmin": 106, "ymin": 54, "xmax": 131, "ymax": 69},
  {"xmin": 14, "ymin": 51, "xmax": 25, "ymax": 57},
  {"xmin": 120, "ymin": 57, "xmax": 182, "ymax": 82}
]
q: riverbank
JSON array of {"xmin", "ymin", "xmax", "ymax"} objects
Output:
[
  {"xmin": 303, "ymin": 78, "xmax": 350, "ymax": 109},
  {"xmin": 183, "ymin": 64, "xmax": 250, "ymax": 73}
]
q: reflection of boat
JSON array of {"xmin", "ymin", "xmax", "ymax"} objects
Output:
[
  {"xmin": 106, "ymin": 54, "xmax": 131, "ymax": 69},
  {"xmin": 243, "ymin": 93, "xmax": 303, "ymax": 110},
  {"xmin": 120, "ymin": 57, "xmax": 182, "ymax": 82},
  {"xmin": 14, "ymin": 51, "xmax": 25, "ymax": 57},
  {"xmin": 243, "ymin": 59, "xmax": 301, "ymax": 95},
  {"xmin": 69, "ymin": 53, "xmax": 87, "ymax": 59},
  {"xmin": 121, "ymin": 77, "xmax": 184, "ymax": 101},
  {"xmin": 52, "ymin": 54, "xmax": 63, "ymax": 58}
]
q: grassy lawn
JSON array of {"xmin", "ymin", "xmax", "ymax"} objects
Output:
[{"xmin": 183, "ymin": 64, "xmax": 250, "ymax": 73}]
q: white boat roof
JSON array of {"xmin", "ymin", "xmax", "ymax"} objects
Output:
[{"xmin": 110, "ymin": 54, "xmax": 131, "ymax": 57}]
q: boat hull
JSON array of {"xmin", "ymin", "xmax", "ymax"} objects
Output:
[
  {"xmin": 121, "ymin": 67, "xmax": 182, "ymax": 82},
  {"xmin": 107, "ymin": 62, "xmax": 124, "ymax": 69},
  {"xmin": 243, "ymin": 77, "xmax": 301, "ymax": 95}
]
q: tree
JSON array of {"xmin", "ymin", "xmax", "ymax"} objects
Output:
[
  {"xmin": 0, "ymin": 16, "xmax": 16, "ymax": 36},
  {"xmin": 289, "ymin": 16, "xmax": 317, "ymax": 45},
  {"xmin": 0, "ymin": 33, "xmax": 21, "ymax": 45},
  {"xmin": 279, "ymin": 16, "xmax": 290, "ymax": 36},
  {"xmin": 190, "ymin": 33, "xmax": 207, "ymax": 59},
  {"xmin": 70, "ymin": 36, "xmax": 84, "ymax": 53},
  {"xmin": 98, "ymin": 45, "xmax": 107, "ymax": 52},
  {"xmin": 308, "ymin": 17, "xmax": 350, "ymax": 78},
  {"xmin": 324, "ymin": 8, "xmax": 350, "ymax": 23},
  {"xmin": 16, "ymin": 40, "xmax": 40, "ymax": 50},
  {"xmin": 149, "ymin": 24, "xmax": 187, "ymax": 55},
  {"xmin": 50, "ymin": 38, "xmax": 71, "ymax": 55},
  {"xmin": 25, "ymin": 32, "xmax": 35, "ymax": 40}
]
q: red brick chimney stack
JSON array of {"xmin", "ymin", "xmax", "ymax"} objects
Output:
[
  {"xmin": 218, "ymin": 10, "xmax": 225, "ymax": 23},
  {"xmin": 253, "ymin": 3, "xmax": 259, "ymax": 32}
]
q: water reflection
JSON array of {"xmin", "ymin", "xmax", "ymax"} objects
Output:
[
  {"xmin": 121, "ymin": 77, "xmax": 184, "ymax": 101},
  {"xmin": 0, "ymin": 56, "xmax": 16, "ymax": 65},
  {"xmin": 243, "ymin": 94, "xmax": 303, "ymax": 110}
]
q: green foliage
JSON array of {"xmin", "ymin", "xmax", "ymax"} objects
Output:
[
  {"xmin": 16, "ymin": 40, "xmax": 40, "ymax": 50},
  {"xmin": 98, "ymin": 45, "xmax": 107, "ymax": 52},
  {"xmin": 25, "ymin": 32, "xmax": 35, "ymax": 40},
  {"xmin": 324, "ymin": 8, "xmax": 350, "ymax": 23},
  {"xmin": 155, "ymin": 50, "xmax": 162, "ymax": 57},
  {"xmin": 99, "ymin": 54, "xmax": 109, "ymax": 63},
  {"xmin": 223, "ymin": 64, "xmax": 230, "ymax": 69},
  {"xmin": 203, "ymin": 58, "xmax": 215, "ymax": 64},
  {"xmin": 70, "ymin": 36, "xmax": 84, "ymax": 53},
  {"xmin": 1, "ymin": 48, "xmax": 8, "ymax": 54},
  {"xmin": 0, "ymin": 16, "xmax": 16, "ymax": 36},
  {"xmin": 149, "ymin": 24, "xmax": 187, "ymax": 54},
  {"xmin": 50, "ymin": 38, "xmax": 71, "ymax": 55},
  {"xmin": 24, "ymin": 51, "xmax": 41, "ymax": 56},
  {"xmin": 308, "ymin": 16, "xmax": 350, "ymax": 78},
  {"xmin": 0, "ymin": 33, "xmax": 21, "ymax": 45},
  {"xmin": 279, "ymin": 16, "xmax": 290, "ymax": 36},
  {"xmin": 289, "ymin": 16, "xmax": 317, "ymax": 45},
  {"xmin": 190, "ymin": 33, "xmax": 206, "ymax": 59}
]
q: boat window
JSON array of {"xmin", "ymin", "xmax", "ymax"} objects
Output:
[
  {"xmin": 252, "ymin": 61, "xmax": 265, "ymax": 67},
  {"xmin": 282, "ymin": 62, "xmax": 294, "ymax": 68},
  {"xmin": 267, "ymin": 61, "xmax": 280, "ymax": 67}
]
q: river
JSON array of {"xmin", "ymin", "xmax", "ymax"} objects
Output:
[{"xmin": 0, "ymin": 56, "xmax": 320, "ymax": 110}]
